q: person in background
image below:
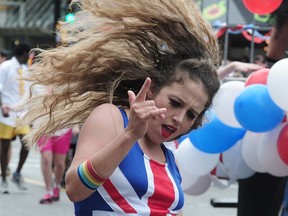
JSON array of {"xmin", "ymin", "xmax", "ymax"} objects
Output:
[
  {"xmin": 18, "ymin": 0, "xmax": 221, "ymax": 215},
  {"xmin": 38, "ymin": 128, "xmax": 73, "ymax": 204},
  {"xmin": 0, "ymin": 48, "xmax": 10, "ymax": 177},
  {"xmin": 0, "ymin": 49, "xmax": 8, "ymax": 64},
  {"xmin": 0, "ymin": 43, "xmax": 31, "ymax": 194},
  {"xmin": 265, "ymin": 0, "xmax": 288, "ymax": 68},
  {"xmin": 254, "ymin": 54, "xmax": 266, "ymax": 67},
  {"xmin": 237, "ymin": 1, "xmax": 288, "ymax": 215}
]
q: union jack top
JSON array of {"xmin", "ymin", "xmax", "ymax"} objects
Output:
[{"xmin": 74, "ymin": 108, "xmax": 184, "ymax": 216}]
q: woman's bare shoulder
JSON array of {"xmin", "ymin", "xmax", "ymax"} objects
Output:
[
  {"xmin": 90, "ymin": 103, "xmax": 123, "ymax": 120},
  {"xmin": 84, "ymin": 103, "xmax": 125, "ymax": 134}
]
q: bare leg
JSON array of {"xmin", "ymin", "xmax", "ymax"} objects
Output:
[
  {"xmin": 16, "ymin": 135, "xmax": 29, "ymax": 173},
  {"xmin": 41, "ymin": 151, "xmax": 53, "ymax": 192},
  {"xmin": 53, "ymin": 153, "xmax": 67, "ymax": 186},
  {"xmin": 0, "ymin": 139, "xmax": 10, "ymax": 181},
  {"xmin": 7, "ymin": 144, "xmax": 11, "ymax": 167}
]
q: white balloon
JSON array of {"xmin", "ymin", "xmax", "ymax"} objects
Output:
[
  {"xmin": 267, "ymin": 58, "xmax": 288, "ymax": 110},
  {"xmin": 183, "ymin": 174, "xmax": 212, "ymax": 196},
  {"xmin": 164, "ymin": 141, "xmax": 203, "ymax": 191},
  {"xmin": 241, "ymin": 131, "xmax": 266, "ymax": 173},
  {"xmin": 181, "ymin": 171, "xmax": 200, "ymax": 192},
  {"xmin": 222, "ymin": 140, "xmax": 255, "ymax": 181},
  {"xmin": 213, "ymin": 81, "xmax": 245, "ymax": 128},
  {"xmin": 257, "ymin": 123, "xmax": 288, "ymax": 177},
  {"xmin": 175, "ymin": 138, "xmax": 220, "ymax": 177}
]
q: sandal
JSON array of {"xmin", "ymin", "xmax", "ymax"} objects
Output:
[
  {"xmin": 39, "ymin": 193, "xmax": 53, "ymax": 204},
  {"xmin": 52, "ymin": 187, "xmax": 60, "ymax": 201}
]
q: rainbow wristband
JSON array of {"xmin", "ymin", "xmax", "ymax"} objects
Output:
[{"xmin": 77, "ymin": 158, "xmax": 107, "ymax": 190}]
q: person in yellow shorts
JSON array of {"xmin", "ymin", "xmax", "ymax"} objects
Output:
[{"xmin": 0, "ymin": 43, "xmax": 31, "ymax": 194}]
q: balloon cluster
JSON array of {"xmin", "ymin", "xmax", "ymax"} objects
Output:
[{"xmin": 174, "ymin": 59, "xmax": 288, "ymax": 196}]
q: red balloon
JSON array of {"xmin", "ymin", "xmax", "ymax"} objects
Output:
[
  {"xmin": 245, "ymin": 68, "xmax": 270, "ymax": 87},
  {"xmin": 243, "ymin": 0, "xmax": 283, "ymax": 15},
  {"xmin": 277, "ymin": 123, "xmax": 288, "ymax": 165}
]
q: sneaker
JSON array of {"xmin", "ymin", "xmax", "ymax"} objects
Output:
[
  {"xmin": 39, "ymin": 193, "xmax": 53, "ymax": 204},
  {"xmin": 52, "ymin": 187, "xmax": 60, "ymax": 201},
  {"xmin": 1, "ymin": 180, "xmax": 9, "ymax": 194},
  {"xmin": 12, "ymin": 172, "xmax": 27, "ymax": 190}
]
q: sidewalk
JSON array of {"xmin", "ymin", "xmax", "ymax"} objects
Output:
[{"xmin": 182, "ymin": 183, "xmax": 238, "ymax": 216}]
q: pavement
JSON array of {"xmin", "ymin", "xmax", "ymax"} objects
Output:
[{"xmin": 0, "ymin": 137, "xmax": 239, "ymax": 216}]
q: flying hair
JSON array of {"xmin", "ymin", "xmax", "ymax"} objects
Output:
[{"xmin": 18, "ymin": 0, "xmax": 221, "ymax": 146}]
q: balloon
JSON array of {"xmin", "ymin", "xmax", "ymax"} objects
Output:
[
  {"xmin": 258, "ymin": 123, "xmax": 288, "ymax": 177},
  {"xmin": 267, "ymin": 58, "xmax": 288, "ymax": 110},
  {"xmin": 213, "ymin": 81, "xmax": 244, "ymax": 128},
  {"xmin": 241, "ymin": 131, "xmax": 266, "ymax": 173},
  {"xmin": 183, "ymin": 174, "xmax": 212, "ymax": 196},
  {"xmin": 277, "ymin": 124, "xmax": 288, "ymax": 165},
  {"xmin": 178, "ymin": 109, "xmax": 215, "ymax": 144},
  {"xmin": 243, "ymin": 0, "xmax": 283, "ymax": 15},
  {"xmin": 178, "ymin": 134, "xmax": 189, "ymax": 144},
  {"xmin": 204, "ymin": 109, "xmax": 215, "ymax": 122},
  {"xmin": 221, "ymin": 140, "xmax": 255, "ymax": 180},
  {"xmin": 245, "ymin": 68, "xmax": 270, "ymax": 87},
  {"xmin": 210, "ymin": 140, "xmax": 255, "ymax": 189},
  {"xmin": 180, "ymin": 171, "xmax": 199, "ymax": 193},
  {"xmin": 234, "ymin": 84, "xmax": 285, "ymax": 132},
  {"xmin": 175, "ymin": 138, "xmax": 220, "ymax": 176},
  {"xmin": 189, "ymin": 116, "xmax": 246, "ymax": 153}
]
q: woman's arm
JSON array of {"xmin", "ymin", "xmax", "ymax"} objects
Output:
[
  {"xmin": 65, "ymin": 103, "xmax": 136, "ymax": 202},
  {"xmin": 217, "ymin": 61, "xmax": 264, "ymax": 80},
  {"xmin": 65, "ymin": 78, "xmax": 167, "ymax": 202}
]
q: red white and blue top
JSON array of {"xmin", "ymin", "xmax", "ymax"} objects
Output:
[{"xmin": 74, "ymin": 108, "xmax": 184, "ymax": 216}]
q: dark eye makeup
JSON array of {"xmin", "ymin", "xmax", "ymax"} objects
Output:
[
  {"xmin": 169, "ymin": 98, "xmax": 197, "ymax": 120},
  {"xmin": 186, "ymin": 110, "xmax": 196, "ymax": 120},
  {"xmin": 169, "ymin": 99, "xmax": 181, "ymax": 107}
]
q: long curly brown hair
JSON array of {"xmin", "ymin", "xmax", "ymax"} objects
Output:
[{"xmin": 19, "ymin": 0, "xmax": 221, "ymax": 146}]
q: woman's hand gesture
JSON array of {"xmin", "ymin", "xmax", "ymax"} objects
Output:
[{"xmin": 126, "ymin": 77, "xmax": 166, "ymax": 140}]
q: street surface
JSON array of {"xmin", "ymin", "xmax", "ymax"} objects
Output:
[{"xmin": 0, "ymin": 137, "xmax": 238, "ymax": 216}]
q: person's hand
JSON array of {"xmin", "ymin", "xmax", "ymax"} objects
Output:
[
  {"xmin": 126, "ymin": 77, "xmax": 167, "ymax": 140},
  {"xmin": 231, "ymin": 61, "xmax": 264, "ymax": 73},
  {"xmin": 217, "ymin": 61, "xmax": 265, "ymax": 80},
  {"xmin": 1, "ymin": 104, "xmax": 10, "ymax": 117}
]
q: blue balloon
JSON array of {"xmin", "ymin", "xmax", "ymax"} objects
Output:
[
  {"xmin": 178, "ymin": 134, "xmax": 189, "ymax": 143},
  {"xmin": 234, "ymin": 84, "xmax": 285, "ymax": 132},
  {"xmin": 189, "ymin": 116, "xmax": 246, "ymax": 153},
  {"xmin": 178, "ymin": 109, "xmax": 215, "ymax": 144}
]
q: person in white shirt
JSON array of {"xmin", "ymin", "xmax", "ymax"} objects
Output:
[
  {"xmin": 0, "ymin": 43, "xmax": 31, "ymax": 194},
  {"xmin": 0, "ymin": 49, "xmax": 8, "ymax": 64}
]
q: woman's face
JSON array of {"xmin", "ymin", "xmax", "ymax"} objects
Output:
[{"xmin": 146, "ymin": 73, "xmax": 208, "ymax": 144}]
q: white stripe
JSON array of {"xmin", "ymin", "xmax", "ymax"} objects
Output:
[
  {"xmin": 165, "ymin": 164, "xmax": 179, "ymax": 214},
  {"xmin": 92, "ymin": 210, "xmax": 139, "ymax": 216},
  {"xmin": 97, "ymin": 186, "xmax": 125, "ymax": 214},
  {"xmin": 141, "ymin": 155, "xmax": 154, "ymax": 213},
  {"xmin": 98, "ymin": 167, "xmax": 150, "ymax": 215}
]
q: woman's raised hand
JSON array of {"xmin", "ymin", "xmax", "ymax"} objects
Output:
[{"xmin": 127, "ymin": 77, "xmax": 166, "ymax": 140}]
